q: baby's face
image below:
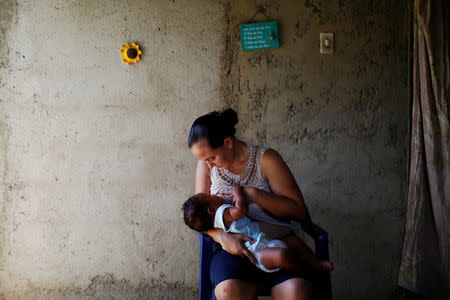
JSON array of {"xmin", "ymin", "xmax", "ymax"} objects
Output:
[
  {"xmin": 193, "ymin": 193, "xmax": 226, "ymax": 215},
  {"xmin": 207, "ymin": 194, "xmax": 228, "ymax": 212},
  {"xmin": 194, "ymin": 193, "xmax": 231, "ymax": 219}
]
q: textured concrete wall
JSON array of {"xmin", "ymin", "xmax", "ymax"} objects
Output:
[
  {"xmin": 0, "ymin": 0, "xmax": 410, "ymax": 299},
  {"xmin": 0, "ymin": 0, "xmax": 224, "ymax": 298},
  {"xmin": 221, "ymin": 1, "xmax": 410, "ymax": 299}
]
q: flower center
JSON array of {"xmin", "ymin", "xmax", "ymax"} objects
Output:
[{"xmin": 127, "ymin": 48, "xmax": 138, "ymax": 59}]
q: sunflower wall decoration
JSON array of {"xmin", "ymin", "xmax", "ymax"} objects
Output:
[{"xmin": 121, "ymin": 42, "xmax": 142, "ymax": 64}]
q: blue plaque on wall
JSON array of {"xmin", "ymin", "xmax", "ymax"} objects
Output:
[{"xmin": 240, "ymin": 21, "xmax": 279, "ymax": 51}]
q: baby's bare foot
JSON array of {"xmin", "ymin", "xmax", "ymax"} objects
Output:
[{"xmin": 319, "ymin": 261, "xmax": 334, "ymax": 272}]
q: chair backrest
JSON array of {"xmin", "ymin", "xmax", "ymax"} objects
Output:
[{"xmin": 198, "ymin": 214, "xmax": 332, "ymax": 300}]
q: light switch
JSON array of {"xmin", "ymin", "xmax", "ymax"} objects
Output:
[{"xmin": 320, "ymin": 33, "xmax": 334, "ymax": 54}]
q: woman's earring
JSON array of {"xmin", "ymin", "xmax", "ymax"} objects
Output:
[{"xmin": 224, "ymin": 137, "xmax": 233, "ymax": 149}]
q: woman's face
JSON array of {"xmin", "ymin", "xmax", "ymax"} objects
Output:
[{"xmin": 190, "ymin": 138, "xmax": 232, "ymax": 169}]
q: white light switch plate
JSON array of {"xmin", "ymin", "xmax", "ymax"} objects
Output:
[{"xmin": 320, "ymin": 33, "xmax": 334, "ymax": 54}]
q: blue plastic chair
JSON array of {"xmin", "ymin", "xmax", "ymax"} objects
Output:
[{"xmin": 198, "ymin": 212, "xmax": 332, "ymax": 300}]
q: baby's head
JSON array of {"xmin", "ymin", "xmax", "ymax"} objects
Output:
[{"xmin": 182, "ymin": 193, "xmax": 225, "ymax": 232}]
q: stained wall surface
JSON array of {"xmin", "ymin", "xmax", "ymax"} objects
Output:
[
  {"xmin": 0, "ymin": 0, "xmax": 224, "ymax": 298},
  {"xmin": 0, "ymin": 0, "xmax": 410, "ymax": 299},
  {"xmin": 222, "ymin": 1, "xmax": 410, "ymax": 299}
]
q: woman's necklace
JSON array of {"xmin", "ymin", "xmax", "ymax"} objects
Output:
[{"xmin": 217, "ymin": 143, "xmax": 259, "ymax": 187}]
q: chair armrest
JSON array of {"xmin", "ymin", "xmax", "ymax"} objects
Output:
[
  {"xmin": 299, "ymin": 210, "xmax": 329, "ymax": 261},
  {"xmin": 310, "ymin": 223, "xmax": 329, "ymax": 261}
]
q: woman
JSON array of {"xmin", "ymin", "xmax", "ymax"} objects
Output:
[{"xmin": 188, "ymin": 108, "xmax": 312, "ymax": 300}]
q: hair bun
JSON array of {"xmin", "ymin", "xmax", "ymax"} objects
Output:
[
  {"xmin": 220, "ymin": 108, "xmax": 238, "ymax": 127},
  {"xmin": 188, "ymin": 108, "xmax": 239, "ymax": 149}
]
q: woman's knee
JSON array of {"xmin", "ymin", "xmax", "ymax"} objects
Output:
[
  {"xmin": 271, "ymin": 278, "xmax": 312, "ymax": 300},
  {"xmin": 214, "ymin": 279, "xmax": 257, "ymax": 300}
]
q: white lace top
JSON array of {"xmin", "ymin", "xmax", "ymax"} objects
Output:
[{"xmin": 210, "ymin": 142, "xmax": 295, "ymax": 233}]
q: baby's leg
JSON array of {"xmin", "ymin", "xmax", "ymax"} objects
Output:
[
  {"xmin": 259, "ymin": 247, "xmax": 299, "ymax": 270},
  {"xmin": 281, "ymin": 235, "xmax": 333, "ymax": 272}
]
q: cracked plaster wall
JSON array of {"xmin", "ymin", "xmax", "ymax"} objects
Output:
[
  {"xmin": 0, "ymin": 0, "xmax": 410, "ymax": 299},
  {"xmin": 0, "ymin": 0, "xmax": 225, "ymax": 298},
  {"xmin": 220, "ymin": 1, "xmax": 409, "ymax": 300}
]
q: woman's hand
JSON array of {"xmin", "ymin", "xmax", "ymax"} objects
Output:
[{"xmin": 219, "ymin": 231, "xmax": 257, "ymax": 264}]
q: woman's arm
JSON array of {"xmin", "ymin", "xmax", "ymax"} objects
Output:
[
  {"xmin": 194, "ymin": 160, "xmax": 256, "ymax": 263},
  {"xmin": 246, "ymin": 149, "xmax": 307, "ymax": 221}
]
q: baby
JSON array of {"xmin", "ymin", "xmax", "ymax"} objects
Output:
[{"xmin": 182, "ymin": 187, "xmax": 333, "ymax": 273}]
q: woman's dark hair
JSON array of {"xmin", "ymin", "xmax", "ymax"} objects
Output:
[
  {"xmin": 188, "ymin": 108, "xmax": 238, "ymax": 149},
  {"xmin": 182, "ymin": 194, "xmax": 214, "ymax": 232}
]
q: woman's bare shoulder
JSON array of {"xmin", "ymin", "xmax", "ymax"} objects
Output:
[
  {"xmin": 196, "ymin": 159, "xmax": 210, "ymax": 174},
  {"xmin": 261, "ymin": 148, "xmax": 290, "ymax": 179},
  {"xmin": 261, "ymin": 148, "xmax": 303, "ymax": 202},
  {"xmin": 195, "ymin": 160, "xmax": 211, "ymax": 194},
  {"xmin": 262, "ymin": 148, "xmax": 286, "ymax": 166}
]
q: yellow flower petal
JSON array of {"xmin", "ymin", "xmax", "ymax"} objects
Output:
[{"xmin": 121, "ymin": 42, "xmax": 142, "ymax": 64}]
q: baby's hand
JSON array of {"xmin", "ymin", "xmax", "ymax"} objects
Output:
[
  {"xmin": 216, "ymin": 190, "xmax": 233, "ymax": 202},
  {"xmin": 221, "ymin": 187, "xmax": 244, "ymax": 201},
  {"xmin": 227, "ymin": 187, "xmax": 249, "ymax": 209},
  {"xmin": 221, "ymin": 187, "xmax": 249, "ymax": 222}
]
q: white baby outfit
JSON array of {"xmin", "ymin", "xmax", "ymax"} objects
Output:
[{"xmin": 214, "ymin": 203, "xmax": 287, "ymax": 272}]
